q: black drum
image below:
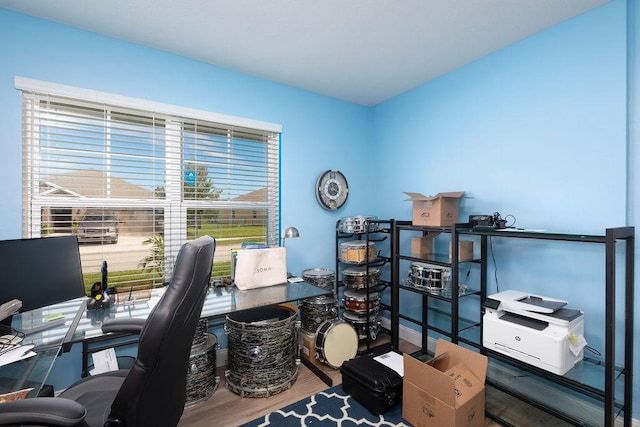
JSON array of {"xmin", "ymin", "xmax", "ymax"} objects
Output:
[
  {"xmin": 342, "ymin": 266, "xmax": 380, "ymax": 289},
  {"xmin": 185, "ymin": 333, "xmax": 219, "ymax": 406},
  {"xmin": 224, "ymin": 305, "xmax": 298, "ymax": 398},
  {"xmin": 300, "ymin": 296, "xmax": 338, "ymax": 334},
  {"xmin": 302, "ymin": 268, "xmax": 335, "ymax": 293},
  {"xmin": 191, "ymin": 318, "xmax": 210, "ymax": 347},
  {"xmin": 342, "ymin": 310, "xmax": 380, "ymax": 341}
]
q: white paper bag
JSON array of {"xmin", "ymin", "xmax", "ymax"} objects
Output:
[{"xmin": 234, "ymin": 247, "xmax": 287, "ymax": 290}]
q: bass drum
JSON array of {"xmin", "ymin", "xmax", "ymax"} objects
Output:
[
  {"xmin": 314, "ymin": 319, "xmax": 358, "ymax": 369},
  {"xmin": 225, "ymin": 305, "xmax": 298, "ymax": 398}
]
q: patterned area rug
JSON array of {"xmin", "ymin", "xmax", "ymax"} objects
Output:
[{"xmin": 240, "ymin": 385, "xmax": 410, "ymax": 426}]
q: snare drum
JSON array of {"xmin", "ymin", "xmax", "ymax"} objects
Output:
[
  {"xmin": 314, "ymin": 319, "xmax": 358, "ymax": 369},
  {"xmin": 225, "ymin": 305, "xmax": 298, "ymax": 398},
  {"xmin": 338, "ymin": 215, "xmax": 380, "ymax": 234},
  {"xmin": 339, "ymin": 241, "xmax": 377, "ymax": 264},
  {"xmin": 343, "ymin": 289, "xmax": 379, "ymax": 313},
  {"xmin": 408, "ymin": 262, "xmax": 444, "ymax": 293},
  {"xmin": 342, "ymin": 310, "xmax": 380, "ymax": 341},
  {"xmin": 342, "ymin": 266, "xmax": 380, "ymax": 288},
  {"xmin": 300, "ymin": 296, "xmax": 338, "ymax": 334},
  {"xmin": 302, "ymin": 268, "xmax": 335, "ymax": 293}
]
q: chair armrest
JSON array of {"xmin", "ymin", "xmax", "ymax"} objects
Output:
[
  {"xmin": 0, "ymin": 397, "xmax": 86, "ymax": 426},
  {"xmin": 101, "ymin": 318, "xmax": 146, "ymax": 334}
]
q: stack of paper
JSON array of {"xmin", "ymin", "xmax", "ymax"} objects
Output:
[{"xmin": 0, "ymin": 344, "xmax": 36, "ymax": 367}]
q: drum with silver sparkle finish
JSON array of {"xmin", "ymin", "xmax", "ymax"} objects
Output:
[{"xmin": 225, "ymin": 305, "xmax": 299, "ymax": 398}]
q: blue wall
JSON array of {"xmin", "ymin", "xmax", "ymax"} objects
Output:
[
  {"xmin": 1, "ymin": 0, "xmax": 638, "ymax": 418},
  {"xmin": 373, "ymin": 0, "xmax": 638, "ymax": 416},
  {"xmin": 373, "ymin": 2, "xmax": 626, "ymax": 231}
]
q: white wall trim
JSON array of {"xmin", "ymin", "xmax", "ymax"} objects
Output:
[{"xmin": 14, "ymin": 76, "xmax": 283, "ymax": 133}]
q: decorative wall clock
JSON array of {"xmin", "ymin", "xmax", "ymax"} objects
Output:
[{"xmin": 316, "ymin": 169, "xmax": 349, "ymax": 210}]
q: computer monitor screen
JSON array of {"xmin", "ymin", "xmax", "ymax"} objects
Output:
[{"xmin": 0, "ymin": 235, "xmax": 86, "ymax": 312}]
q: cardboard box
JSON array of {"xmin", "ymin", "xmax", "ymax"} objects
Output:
[
  {"xmin": 411, "ymin": 235, "xmax": 436, "ymax": 257},
  {"xmin": 299, "ymin": 331, "xmax": 323, "ymax": 368},
  {"xmin": 449, "ymin": 240, "xmax": 474, "ymax": 262},
  {"xmin": 404, "ymin": 192, "xmax": 465, "ymax": 227},
  {"xmin": 403, "ymin": 339, "xmax": 487, "ymax": 427}
]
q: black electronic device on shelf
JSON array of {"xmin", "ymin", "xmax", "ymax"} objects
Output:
[{"xmin": 469, "ymin": 212, "xmax": 506, "ymax": 229}]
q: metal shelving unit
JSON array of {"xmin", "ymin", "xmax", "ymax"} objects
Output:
[
  {"xmin": 391, "ymin": 221, "xmax": 634, "ymax": 427},
  {"xmin": 335, "ymin": 217, "xmax": 394, "ymax": 352}
]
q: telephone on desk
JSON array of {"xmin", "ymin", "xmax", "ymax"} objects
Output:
[{"xmin": 87, "ymin": 260, "xmax": 110, "ymax": 310}]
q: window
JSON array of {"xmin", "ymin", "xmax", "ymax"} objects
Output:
[{"xmin": 17, "ymin": 77, "xmax": 281, "ymax": 293}]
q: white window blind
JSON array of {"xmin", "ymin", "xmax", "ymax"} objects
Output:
[{"xmin": 17, "ymin": 78, "xmax": 281, "ymax": 294}]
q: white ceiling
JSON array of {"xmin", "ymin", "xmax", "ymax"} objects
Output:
[{"xmin": 0, "ymin": 0, "xmax": 609, "ymax": 106}]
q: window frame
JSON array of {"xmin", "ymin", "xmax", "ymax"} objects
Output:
[{"xmin": 16, "ymin": 76, "xmax": 282, "ymax": 286}]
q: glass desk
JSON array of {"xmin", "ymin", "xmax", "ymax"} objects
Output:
[
  {"xmin": 1, "ymin": 298, "xmax": 86, "ymax": 398},
  {"xmin": 1, "ymin": 281, "xmax": 329, "ymax": 395},
  {"xmin": 76, "ymin": 281, "xmax": 329, "ymax": 339}
]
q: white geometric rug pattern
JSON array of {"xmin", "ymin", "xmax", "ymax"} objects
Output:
[{"xmin": 248, "ymin": 388, "xmax": 410, "ymax": 427}]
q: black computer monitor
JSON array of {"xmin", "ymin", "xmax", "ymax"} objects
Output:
[{"xmin": 0, "ymin": 235, "xmax": 86, "ymax": 313}]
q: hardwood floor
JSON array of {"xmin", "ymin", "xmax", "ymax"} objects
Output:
[{"xmin": 178, "ymin": 339, "xmax": 504, "ymax": 427}]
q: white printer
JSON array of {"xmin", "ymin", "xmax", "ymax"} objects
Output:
[{"xmin": 483, "ymin": 290, "xmax": 586, "ymax": 375}]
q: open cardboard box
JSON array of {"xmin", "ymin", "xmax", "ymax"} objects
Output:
[
  {"xmin": 403, "ymin": 339, "xmax": 488, "ymax": 427},
  {"xmin": 404, "ymin": 191, "xmax": 464, "ymax": 227}
]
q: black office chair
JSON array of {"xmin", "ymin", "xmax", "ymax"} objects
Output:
[{"xmin": 0, "ymin": 235, "xmax": 216, "ymax": 427}]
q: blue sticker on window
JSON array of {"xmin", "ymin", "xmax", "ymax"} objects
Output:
[{"xmin": 184, "ymin": 170, "xmax": 196, "ymax": 186}]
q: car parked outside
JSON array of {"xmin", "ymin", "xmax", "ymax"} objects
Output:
[{"xmin": 76, "ymin": 214, "xmax": 119, "ymax": 244}]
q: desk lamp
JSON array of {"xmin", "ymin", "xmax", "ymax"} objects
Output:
[
  {"xmin": 282, "ymin": 226, "xmax": 299, "ymax": 280},
  {"xmin": 282, "ymin": 226, "xmax": 299, "ymax": 247}
]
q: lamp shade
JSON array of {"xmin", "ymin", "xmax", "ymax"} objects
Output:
[
  {"xmin": 283, "ymin": 226, "xmax": 300, "ymax": 239},
  {"xmin": 282, "ymin": 226, "xmax": 300, "ymax": 247}
]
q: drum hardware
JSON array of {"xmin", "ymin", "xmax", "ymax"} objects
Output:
[
  {"xmin": 440, "ymin": 283, "xmax": 469, "ymax": 297},
  {"xmin": 314, "ymin": 319, "xmax": 359, "ymax": 369},
  {"xmin": 225, "ymin": 305, "xmax": 299, "ymax": 398},
  {"xmin": 342, "ymin": 310, "xmax": 380, "ymax": 341}
]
